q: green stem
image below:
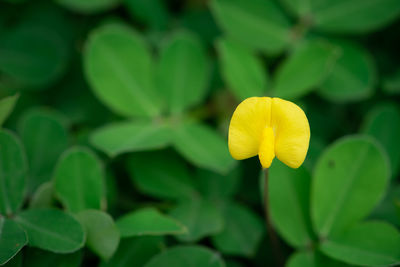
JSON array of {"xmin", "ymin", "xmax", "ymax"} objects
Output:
[{"xmin": 264, "ymin": 168, "xmax": 285, "ymax": 266}]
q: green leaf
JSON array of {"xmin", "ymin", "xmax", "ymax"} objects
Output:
[
  {"xmin": 76, "ymin": 210, "xmax": 119, "ymax": 260},
  {"xmin": 383, "ymin": 69, "xmax": 400, "ymax": 95},
  {"xmin": 287, "ymin": 252, "xmax": 318, "ymax": 267},
  {"xmin": 90, "ymin": 120, "xmax": 171, "ymax": 157},
  {"xmin": 29, "ymin": 182, "xmax": 54, "ymax": 209},
  {"xmin": 54, "ymin": 147, "xmax": 104, "ymax": 212},
  {"xmin": 15, "ymin": 209, "xmax": 85, "ymax": 253},
  {"xmin": 0, "ymin": 94, "xmax": 18, "ymax": 126},
  {"xmin": 210, "ymin": 0, "xmax": 291, "ymax": 54},
  {"xmin": 127, "ymin": 151, "xmax": 198, "ymax": 200},
  {"xmin": 320, "ymin": 221, "xmax": 400, "ymax": 266},
  {"xmin": 24, "ymin": 247, "xmax": 82, "ymax": 267},
  {"xmin": 279, "ymin": 0, "xmax": 312, "ymax": 17},
  {"xmin": 170, "ymin": 198, "xmax": 223, "ymax": 242},
  {"xmin": 0, "ymin": 218, "xmax": 27, "ymax": 265},
  {"xmin": 116, "ymin": 208, "xmax": 186, "ymax": 237},
  {"xmin": 196, "ymin": 167, "xmax": 241, "ymax": 200},
  {"xmin": 0, "ymin": 130, "xmax": 27, "ymax": 216},
  {"xmin": 211, "ymin": 202, "xmax": 264, "ymax": 256},
  {"xmin": 370, "ymin": 185, "xmax": 400, "ymax": 227},
  {"xmin": 84, "ymin": 23, "xmax": 161, "ymax": 117},
  {"xmin": 56, "ymin": 0, "xmax": 119, "ymax": 14},
  {"xmin": 100, "ymin": 236, "xmax": 164, "ymax": 267},
  {"xmin": 172, "ymin": 122, "xmax": 235, "ymax": 174},
  {"xmin": 18, "ymin": 108, "xmax": 68, "ymax": 192},
  {"xmin": 0, "ymin": 20, "xmax": 69, "ymax": 87},
  {"xmin": 144, "ymin": 246, "xmax": 225, "ymax": 267},
  {"xmin": 2, "ymin": 252, "xmax": 22, "ymax": 267},
  {"xmin": 124, "ymin": 0, "xmax": 169, "ymax": 30},
  {"xmin": 311, "ymin": 136, "xmax": 390, "ymax": 238},
  {"xmin": 312, "ymin": 0, "xmax": 400, "ymax": 33},
  {"xmin": 273, "ymin": 40, "xmax": 338, "ymax": 99},
  {"xmin": 269, "ymin": 161, "xmax": 314, "ymax": 248},
  {"xmin": 287, "ymin": 251, "xmax": 351, "ymax": 267},
  {"xmin": 361, "ymin": 103, "xmax": 400, "ymax": 177},
  {"xmin": 156, "ymin": 31, "xmax": 209, "ymax": 114},
  {"xmin": 216, "ymin": 38, "xmax": 268, "ymax": 101},
  {"xmin": 318, "ymin": 41, "xmax": 376, "ymax": 102}
]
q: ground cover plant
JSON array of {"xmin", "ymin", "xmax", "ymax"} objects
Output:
[{"xmin": 1, "ymin": 0, "xmax": 400, "ymax": 266}]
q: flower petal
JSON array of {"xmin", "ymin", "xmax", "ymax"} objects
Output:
[
  {"xmin": 259, "ymin": 127, "xmax": 275, "ymax": 168},
  {"xmin": 228, "ymin": 97, "xmax": 271, "ymax": 160},
  {"xmin": 271, "ymin": 98, "xmax": 310, "ymax": 168}
]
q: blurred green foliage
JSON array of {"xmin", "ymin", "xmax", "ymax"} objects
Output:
[{"xmin": 0, "ymin": 0, "xmax": 400, "ymax": 266}]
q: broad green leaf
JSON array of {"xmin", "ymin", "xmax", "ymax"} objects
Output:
[
  {"xmin": 29, "ymin": 182, "xmax": 54, "ymax": 209},
  {"xmin": 210, "ymin": 0, "xmax": 291, "ymax": 54},
  {"xmin": 320, "ymin": 221, "xmax": 400, "ymax": 266},
  {"xmin": 287, "ymin": 252, "xmax": 319, "ymax": 267},
  {"xmin": 383, "ymin": 69, "xmax": 400, "ymax": 95},
  {"xmin": 370, "ymin": 185, "xmax": 400, "ymax": 227},
  {"xmin": 54, "ymin": 147, "xmax": 104, "ymax": 212},
  {"xmin": 0, "ymin": 94, "xmax": 18, "ymax": 126},
  {"xmin": 273, "ymin": 40, "xmax": 338, "ymax": 99},
  {"xmin": 84, "ymin": 23, "xmax": 161, "ymax": 117},
  {"xmin": 287, "ymin": 251, "xmax": 352, "ymax": 267},
  {"xmin": 196, "ymin": 166, "xmax": 241, "ymax": 200},
  {"xmin": 24, "ymin": 247, "xmax": 82, "ymax": 267},
  {"xmin": 319, "ymin": 41, "xmax": 376, "ymax": 102},
  {"xmin": 18, "ymin": 108, "xmax": 68, "ymax": 192},
  {"xmin": 144, "ymin": 246, "xmax": 225, "ymax": 267},
  {"xmin": 279, "ymin": 0, "xmax": 312, "ymax": 17},
  {"xmin": 312, "ymin": 0, "xmax": 400, "ymax": 33},
  {"xmin": 90, "ymin": 120, "xmax": 171, "ymax": 157},
  {"xmin": 170, "ymin": 198, "xmax": 223, "ymax": 242},
  {"xmin": 361, "ymin": 103, "xmax": 400, "ymax": 177},
  {"xmin": 15, "ymin": 209, "xmax": 85, "ymax": 253},
  {"xmin": 156, "ymin": 31, "xmax": 209, "ymax": 114},
  {"xmin": 76, "ymin": 210, "xmax": 119, "ymax": 260},
  {"xmin": 211, "ymin": 202, "xmax": 264, "ymax": 256},
  {"xmin": 2, "ymin": 252, "xmax": 21, "ymax": 267},
  {"xmin": 116, "ymin": 208, "xmax": 186, "ymax": 237},
  {"xmin": 311, "ymin": 136, "xmax": 390, "ymax": 237},
  {"xmin": 0, "ymin": 218, "xmax": 27, "ymax": 265},
  {"xmin": 172, "ymin": 122, "xmax": 235, "ymax": 174},
  {"xmin": 216, "ymin": 38, "xmax": 268, "ymax": 101},
  {"xmin": 0, "ymin": 20, "xmax": 69, "ymax": 87},
  {"xmin": 56, "ymin": 0, "xmax": 119, "ymax": 14},
  {"xmin": 127, "ymin": 151, "xmax": 198, "ymax": 200},
  {"xmin": 100, "ymin": 236, "xmax": 164, "ymax": 267},
  {"xmin": 269, "ymin": 161, "xmax": 314, "ymax": 248},
  {"xmin": 0, "ymin": 130, "xmax": 27, "ymax": 216},
  {"xmin": 124, "ymin": 0, "xmax": 169, "ymax": 30}
]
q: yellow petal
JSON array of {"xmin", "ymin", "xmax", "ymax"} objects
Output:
[
  {"xmin": 228, "ymin": 97, "xmax": 272, "ymax": 160},
  {"xmin": 259, "ymin": 127, "xmax": 275, "ymax": 168},
  {"xmin": 271, "ymin": 98, "xmax": 310, "ymax": 168}
]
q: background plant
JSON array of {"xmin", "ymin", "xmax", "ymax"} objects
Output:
[{"xmin": 0, "ymin": 0, "xmax": 400, "ymax": 266}]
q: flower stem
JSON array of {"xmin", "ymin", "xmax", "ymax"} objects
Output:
[{"xmin": 263, "ymin": 168, "xmax": 285, "ymax": 266}]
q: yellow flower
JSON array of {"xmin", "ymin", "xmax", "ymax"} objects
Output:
[{"xmin": 228, "ymin": 97, "xmax": 310, "ymax": 169}]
